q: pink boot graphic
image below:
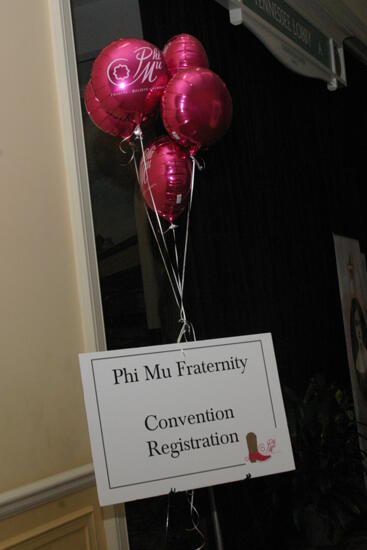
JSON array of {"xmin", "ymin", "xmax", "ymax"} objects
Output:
[{"xmin": 246, "ymin": 432, "xmax": 271, "ymax": 463}]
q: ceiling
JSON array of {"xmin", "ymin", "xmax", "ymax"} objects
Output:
[
  {"xmin": 288, "ymin": 0, "xmax": 367, "ymax": 46},
  {"xmin": 280, "ymin": 0, "xmax": 367, "ymax": 74}
]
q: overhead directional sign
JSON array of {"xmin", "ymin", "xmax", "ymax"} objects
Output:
[{"xmin": 242, "ymin": 0, "xmax": 332, "ymax": 70}]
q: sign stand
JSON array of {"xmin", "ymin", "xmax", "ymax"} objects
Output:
[
  {"xmin": 165, "ymin": 489, "xmax": 175, "ymax": 549},
  {"xmin": 208, "ymin": 487, "xmax": 224, "ymax": 550},
  {"xmin": 208, "ymin": 474, "xmax": 252, "ymax": 549}
]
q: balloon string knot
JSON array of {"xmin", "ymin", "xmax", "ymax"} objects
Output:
[
  {"xmin": 191, "ymin": 155, "xmax": 205, "ymax": 171},
  {"xmin": 178, "ymin": 318, "xmax": 196, "ymax": 342},
  {"xmin": 118, "ymin": 138, "xmax": 136, "ymax": 166},
  {"xmin": 164, "ymin": 223, "xmax": 179, "ymax": 234},
  {"xmin": 134, "ymin": 125, "xmax": 142, "ymax": 138}
]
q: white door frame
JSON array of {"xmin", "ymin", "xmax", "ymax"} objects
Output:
[{"xmin": 47, "ymin": 1, "xmax": 129, "ymax": 548}]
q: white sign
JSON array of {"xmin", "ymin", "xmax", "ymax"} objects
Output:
[{"xmin": 79, "ymin": 334, "xmax": 295, "ymax": 505}]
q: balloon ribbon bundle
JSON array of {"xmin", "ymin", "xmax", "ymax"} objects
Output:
[{"xmin": 85, "ymin": 32, "xmax": 233, "ymax": 550}]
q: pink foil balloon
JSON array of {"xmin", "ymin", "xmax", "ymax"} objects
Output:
[
  {"xmin": 91, "ymin": 38, "xmax": 169, "ymax": 125},
  {"xmin": 163, "ymin": 33, "xmax": 209, "ymax": 77},
  {"xmin": 161, "ymin": 67, "xmax": 233, "ymax": 155},
  {"xmin": 84, "ymin": 80, "xmax": 135, "ymax": 138},
  {"xmin": 139, "ymin": 136, "xmax": 192, "ymax": 223}
]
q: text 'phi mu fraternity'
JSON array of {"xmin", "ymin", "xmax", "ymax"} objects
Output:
[{"xmin": 112, "ymin": 355, "xmax": 248, "ymax": 384}]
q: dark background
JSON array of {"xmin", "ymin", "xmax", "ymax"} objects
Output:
[
  {"xmin": 139, "ymin": 0, "xmax": 366, "ymax": 392},
  {"xmin": 125, "ymin": 1, "xmax": 367, "ymax": 548}
]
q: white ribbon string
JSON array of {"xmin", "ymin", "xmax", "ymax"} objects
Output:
[
  {"xmin": 177, "ymin": 159, "xmax": 203, "ymax": 550},
  {"xmin": 136, "ymin": 127, "xmax": 182, "ymax": 291},
  {"xmin": 174, "ymin": 156, "xmax": 196, "ymax": 345},
  {"xmin": 186, "ymin": 490, "xmax": 206, "ymax": 550},
  {"xmin": 132, "ymin": 151, "xmax": 181, "ymax": 310},
  {"xmin": 131, "ymin": 133, "xmax": 205, "ymax": 550},
  {"xmin": 136, "ymin": 127, "xmax": 197, "ymax": 332},
  {"xmin": 171, "ymin": 227, "xmax": 181, "ymax": 292},
  {"xmin": 136, "ymin": 127, "xmax": 166, "ymax": 244},
  {"xmin": 118, "ymin": 132, "xmax": 136, "ymax": 166},
  {"xmin": 145, "ymin": 205, "xmax": 182, "ymax": 311},
  {"xmin": 180, "ymin": 157, "xmax": 196, "ymax": 311},
  {"xmin": 194, "ymin": 156, "xmax": 206, "ymax": 171}
]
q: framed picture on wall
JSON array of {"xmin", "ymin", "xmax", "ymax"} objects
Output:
[
  {"xmin": 334, "ymin": 235, "xmax": 367, "ymax": 454},
  {"xmin": 361, "ymin": 253, "xmax": 367, "ymax": 312}
]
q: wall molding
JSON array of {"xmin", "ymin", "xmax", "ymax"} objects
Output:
[
  {"xmin": 0, "ymin": 465, "xmax": 95, "ymax": 521},
  {"xmin": 0, "ymin": 506, "xmax": 98, "ymax": 550},
  {"xmin": 47, "ymin": 0, "xmax": 106, "ymax": 353}
]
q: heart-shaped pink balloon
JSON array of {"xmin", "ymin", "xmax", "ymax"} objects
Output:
[{"xmin": 139, "ymin": 136, "xmax": 192, "ymax": 223}]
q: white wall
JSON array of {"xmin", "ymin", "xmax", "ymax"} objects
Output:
[{"xmin": 0, "ymin": 0, "xmax": 92, "ymax": 492}]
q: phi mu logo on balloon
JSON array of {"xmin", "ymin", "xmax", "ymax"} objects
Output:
[
  {"xmin": 141, "ymin": 145, "xmax": 156, "ymax": 186},
  {"xmin": 107, "ymin": 47, "xmax": 163, "ymax": 89}
]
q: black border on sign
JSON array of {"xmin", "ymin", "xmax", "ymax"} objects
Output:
[{"xmin": 90, "ymin": 339, "xmax": 276, "ymax": 490}]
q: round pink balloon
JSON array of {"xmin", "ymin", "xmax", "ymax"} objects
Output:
[
  {"xmin": 84, "ymin": 80, "xmax": 135, "ymax": 138},
  {"xmin": 161, "ymin": 67, "xmax": 232, "ymax": 155},
  {"xmin": 91, "ymin": 38, "xmax": 169, "ymax": 125},
  {"xmin": 163, "ymin": 33, "xmax": 209, "ymax": 77},
  {"xmin": 139, "ymin": 136, "xmax": 192, "ymax": 223}
]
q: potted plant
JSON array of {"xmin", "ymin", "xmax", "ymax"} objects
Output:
[{"xmin": 280, "ymin": 374, "xmax": 367, "ymax": 548}]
